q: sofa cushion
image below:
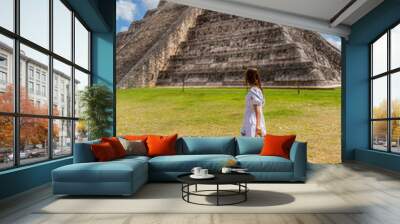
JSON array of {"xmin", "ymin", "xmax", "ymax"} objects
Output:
[
  {"xmin": 53, "ymin": 159, "xmax": 147, "ymax": 183},
  {"xmin": 236, "ymin": 137, "xmax": 263, "ymax": 155},
  {"xmin": 91, "ymin": 142, "xmax": 118, "ymax": 161},
  {"xmin": 260, "ymin": 134, "xmax": 296, "ymax": 159},
  {"xmin": 119, "ymin": 138, "xmax": 147, "ymax": 156},
  {"xmin": 147, "ymin": 134, "xmax": 178, "ymax": 157},
  {"xmin": 124, "ymin": 135, "xmax": 148, "ymax": 142},
  {"xmin": 73, "ymin": 140, "xmax": 100, "ymax": 163},
  {"xmin": 101, "ymin": 137, "xmax": 127, "ymax": 158},
  {"xmin": 116, "ymin": 155, "xmax": 150, "ymax": 163},
  {"xmin": 149, "ymin": 154, "xmax": 235, "ymax": 172},
  {"xmin": 236, "ymin": 155, "xmax": 293, "ymax": 172},
  {"xmin": 177, "ymin": 137, "xmax": 236, "ymax": 155}
]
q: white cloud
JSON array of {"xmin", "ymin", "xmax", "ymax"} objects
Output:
[
  {"xmin": 143, "ymin": 0, "xmax": 160, "ymax": 9},
  {"xmin": 118, "ymin": 26, "xmax": 129, "ymax": 33},
  {"xmin": 117, "ymin": 0, "xmax": 137, "ymax": 22}
]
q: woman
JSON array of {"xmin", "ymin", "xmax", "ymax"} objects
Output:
[{"xmin": 240, "ymin": 68, "xmax": 266, "ymax": 137}]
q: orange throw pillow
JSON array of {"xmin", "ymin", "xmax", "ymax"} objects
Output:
[
  {"xmin": 260, "ymin": 134, "xmax": 296, "ymax": 159},
  {"xmin": 124, "ymin": 135, "xmax": 148, "ymax": 142},
  {"xmin": 146, "ymin": 134, "xmax": 178, "ymax": 157},
  {"xmin": 101, "ymin": 137, "xmax": 127, "ymax": 158},
  {"xmin": 91, "ymin": 142, "xmax": 117, "ymax": 161}
]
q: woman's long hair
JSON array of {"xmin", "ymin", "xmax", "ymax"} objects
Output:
[{"xmin": 245, "ymin": 68, "xmax": 262, "ymax": 91}]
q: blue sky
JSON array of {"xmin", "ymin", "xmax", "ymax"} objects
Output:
[
  {"xmin": 116, "ymin": 0, "xmax": 159, "ymax": 32},
  {"xmin": 116, "ymin": 0, "xmax": 341, "ymax": 49},
  {"xmin": 320, "ymin": 34, "xmax": 341, "ymax": 49}
]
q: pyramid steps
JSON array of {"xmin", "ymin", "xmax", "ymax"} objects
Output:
[
  {"xmin": 116, "ymin": 1, "xmax": 341, "ymax": 88},
  {"xmin": 177, "ymin": 29, "xmax": 287, "ymax": 56},
  {"xmin": 156, "ymin": 9, "xmax": 340, "ymax": 87},
  {"xmin": 116, "ymin": 3, "xmax": 190, "ymax": 83},
  {"xmin": 184, "ymin": 27, "xmax": 285, "ymax": 46},
  {"xmin": 157, "ymin": 60, "xmax": 332, "ymax": 86},
  {"xmin": 170, "ymin": 43, "xmax": 303, "ymax": 62}
]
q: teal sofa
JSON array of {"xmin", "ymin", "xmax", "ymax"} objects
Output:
[{"xmin": 52, "ymin": 137, "xmax": 307, "ymax": 196}]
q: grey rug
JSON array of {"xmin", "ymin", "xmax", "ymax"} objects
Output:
[{"xmin": 38, "ymin": 183, "xmax": 362, "ymax": 214}]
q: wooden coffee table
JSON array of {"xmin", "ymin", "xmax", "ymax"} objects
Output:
[{"xmin": 177, "ymin": 173, "xmax": 255, "ymax": 206}]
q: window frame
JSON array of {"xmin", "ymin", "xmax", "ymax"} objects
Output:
[
  {"xmin": 370, "ymin": 21, "xmax": 400, "ymax": 154},
  {"xmin": 0, "ymin": 0, "xmax": 92, "ymax": 171}
]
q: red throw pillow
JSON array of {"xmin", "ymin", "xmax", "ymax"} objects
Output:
[
  {"xmin": 260, "ymin": 134, "xmax": 296, "ymax": 159},
  {"xmin": 91, "ymin": 142, "xmax": 117, "ymax": 161},
  {"xmin": 101, "ymin": 137, "xmax": 126, "ymax": 158},
  {"xmin": 146, "ymin": 134, "xmax": 178, "ymax": 157}
]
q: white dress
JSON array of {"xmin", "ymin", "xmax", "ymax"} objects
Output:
[{"xmin": 241, "ymin": 87, "xmax": 266, "ymax": 137}]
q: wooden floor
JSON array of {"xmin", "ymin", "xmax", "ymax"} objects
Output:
[{"xmin": 1, "ymin": 162, "xmax": 400, "ymax": 224}]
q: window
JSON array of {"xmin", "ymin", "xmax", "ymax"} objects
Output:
[
  {"xmin": 20, "ymin": 0, "xmax": 49, "ymax": 48},
  {"xmin": 0, "ymin": 116, "xmax": 13, "ymax": 170},
  {"xmin": 53, "ymin": 119, "xmax": 72, "ymax": 158},
  {"xmin": 0, "ymin": 34, "xmax": 13, "ymax": 113},
  {"xmin": 53, "ymin": 0, "xmax": 72, "ymax": 60},
  {"xmin": 74, "ymin": 69, "xmax": 89, "ymax": 118},
  {"xmin": 0, "ymin": 55, "xmax": 7, "ymax": 67},
  {"xmin": 35, "ymin": 70, "xmax": 41, "ymax": 81},
  {"xmin": 0, "ymin": 70, "xmax": 7, "ymax": 93},
  {"xmin": 0, "ymin": 71, "xmax": 6, "ymax": 84},
  {"xmin": 370, "ymin": 23, "xmax": 400, "ymax": 153},
  {"xmin": 391, "ymin": 24, "xmax": 400, "ymax": 70},
  {"xmin": 28, "ymin": 67, "xmax": 34, "ymax": 80},
  {"xmin": 20, "ymin": 117, "xmax": 49, "ymax": 165},
  {"xmin": 42, "ymin": 85, "xmax": 46, "ymax": 97},
  {"xmin": 54, "ymin": 89, "xmax": 58, "ymax": 104},
  {"xmin": 53, "ymin": 59, "xmax": 72, "ymax": 117},
  {"xmin": 74, "ymin": 69, "xmax": 89, "ymax": 142},
  {"xmin": 0, "ymin": 0, "xmax": 91, "ymax": 170},
  {"xmin": 0, "ymin": 54, "xmax": 7, "ymax": 87},
  {"xmin": 36, "ymin": 84, "xmax": 40, "ymax": 95},
  {"xmin": 0, "ymin": 0, "xmax": 14, "ymax": 32},
  {"xmin": 28, "ymin": 81, "xmax": 34, "ymax": 94},
  {"xmin": 75, "ymin": 17, "xmax": 90, "ymax": 70}
]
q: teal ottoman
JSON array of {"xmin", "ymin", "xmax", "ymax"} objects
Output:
[{"xmin": 52, "ymin": 157, "xmax": 148, "ymax": 196}]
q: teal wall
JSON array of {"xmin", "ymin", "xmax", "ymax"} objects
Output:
[
  {"xmin": 71, "ymin": 0, "xmax": 116, "ymax": 134},
  {"xmin": 92, "ymin": 32, "xmax": 116, "ymax": 135},
  {"xmin": 0, "ymin": 0, "xmax": 116, "ymax": 200},
  {"xmin": 343, "ymin": 0, "xmax": 400, "ymax": 171},
  {"xmin": 0, "ymin": 158, "xmax": 72, "ymax": 199}
]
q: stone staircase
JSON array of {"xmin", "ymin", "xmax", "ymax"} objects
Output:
[
  {"xmin": 156, "ymin": 10, "xmax": 340, "ymax": 87},
  {"xmin": 116, "ymin": 2, "xmax": 194, "ymax": 84},
  {"xmin": 116, "ymin": 2, "xmax": 341, "ymax": 88}
]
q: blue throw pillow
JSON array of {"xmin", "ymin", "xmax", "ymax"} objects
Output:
[
  {"xmin": 236, "ymin": 137, "xmax": 263, "ymax": 155},
  {"xmin": 178, "ymin": 137, "xmax": 236, "ymax": 155}
]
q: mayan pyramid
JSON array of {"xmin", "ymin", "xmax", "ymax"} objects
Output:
[{"xmin": 117, "ymin": 1, "xmax": 341, "ymax": 88}]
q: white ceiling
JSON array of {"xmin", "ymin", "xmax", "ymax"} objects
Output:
[
  {"xmin": 169, "ymin": 0, "xmax": 384, "ymax": 37},
  {"xmin": 227, "ymin": 0, "xmax": 352, "ymax": 22}
]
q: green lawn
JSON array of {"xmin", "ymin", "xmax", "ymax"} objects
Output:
[{"xmin": 117, "ymin": 88, "xmax": 341, "ymax": 164}]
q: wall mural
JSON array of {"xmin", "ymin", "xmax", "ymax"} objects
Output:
[{"xmin": 115, "ymin": 0, "xmax": 342, "ymax": 163}]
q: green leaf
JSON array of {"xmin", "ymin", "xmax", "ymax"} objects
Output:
[{"xmin": 79, "ymin": 84, "xmax": 113, "ymax": 139}]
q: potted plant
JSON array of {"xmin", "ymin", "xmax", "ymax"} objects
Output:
[{"xmin": 79, "ymin": 84, "xmax": 113, "ymax": 140}]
